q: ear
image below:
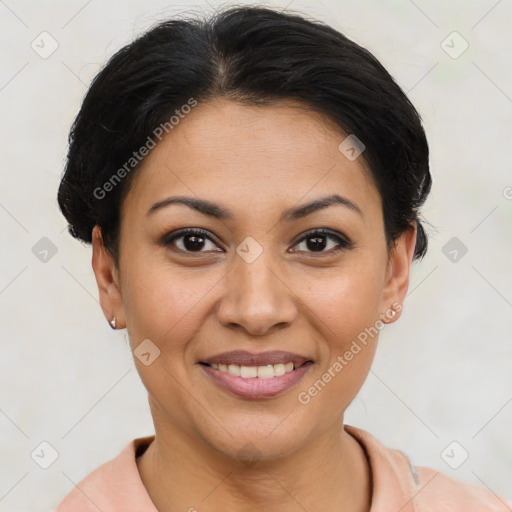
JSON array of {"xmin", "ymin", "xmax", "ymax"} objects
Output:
[
  {"xmin": 91, "ymin": 225, "xmax": 125, "ymax": 329},
  {"xmin": 380, "ymin": 223, "xmax": 417, "ymax": 324}
]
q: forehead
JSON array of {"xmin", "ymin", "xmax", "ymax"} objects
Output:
[{"xmin": 122, "ymin": 98, "xmax": 380, "ymax": 220}]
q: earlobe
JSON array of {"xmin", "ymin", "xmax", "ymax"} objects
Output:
[
  {"xmin": 380, "ymin": 223, "xmax": 417, "ymax": 324},
  {"xmin": 91, "ymin": 225, "xmax": 125, "ymax": 329}
]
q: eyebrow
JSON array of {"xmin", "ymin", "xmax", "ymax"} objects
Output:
[{"xmin": 146, "ymin": 193, "xmax": 362, "ymax": 222}]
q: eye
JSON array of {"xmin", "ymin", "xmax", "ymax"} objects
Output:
[
  {"xmin": 161, "ymin": 227, "xmax": 352, "ymax": 256},
  {"xmin": 291, "ymin": 229, "xmax": 351, "ymax": 255},
  {"xmin": 161, "ymin": 228, "xmax": 222, "ymax": 254}
]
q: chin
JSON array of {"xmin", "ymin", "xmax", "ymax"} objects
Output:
[{"xmin": 197, "ymin": 413, "xmax": 313, "ymax": 465}]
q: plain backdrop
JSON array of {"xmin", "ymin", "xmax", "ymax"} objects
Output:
[{"xmin": 0, "ymin": 0, "xmax": 511, "ymax": 510}]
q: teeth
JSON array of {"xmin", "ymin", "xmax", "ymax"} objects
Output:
[
  {"xmin": 209, "ymin": 362, "xmax": 297, "ymax": 378},
  {"xmin": 241, "ymin": 365, "xmax": 258, "ymax": 378},
  {"xmin": 273, "ymin": 363, "xmax": 286, "ymax": 376},
  {"xmin": 227, "ymin": 364, "xmax": 240, "ymax": 376}
]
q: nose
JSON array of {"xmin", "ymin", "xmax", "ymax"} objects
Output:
[{"xmin": 216, "ymin": 248, "xmax": 298, "ymax": 336}]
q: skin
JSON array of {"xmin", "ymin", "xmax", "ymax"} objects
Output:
[{"xmin": 92, "ymin": 97, "xmax": 417, "ymax": 512}]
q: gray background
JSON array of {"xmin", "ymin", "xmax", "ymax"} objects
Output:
[{"xmin": 0, "ymin": 0, "xmax": 511, "ymax": 510}]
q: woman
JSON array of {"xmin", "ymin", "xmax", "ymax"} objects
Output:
[{"xmin": 54, "ymin": 5, "xmax": 511, "ymax": 511}]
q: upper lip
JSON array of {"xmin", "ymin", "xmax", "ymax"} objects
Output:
[{"xmin": 201, "ymin": 350, "xmax": 312, "ymax": 367}]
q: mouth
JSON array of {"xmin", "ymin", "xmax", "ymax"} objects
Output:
[{"xmin": 199, "ymin": 350, "xmax": 314, "ymax": 399}]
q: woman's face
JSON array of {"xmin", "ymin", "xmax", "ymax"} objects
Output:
[{"xmin": 93, "ymin": 98, "xmax": 415, "ymax": 461}]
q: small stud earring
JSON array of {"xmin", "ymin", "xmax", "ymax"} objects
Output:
[
  {"xmin": 389, "ymin": 309, "xmax": 396, "ymax": 318},
  {"xmin": 109, "ymin": 316, "xmax": 117, "ymax": 329}
]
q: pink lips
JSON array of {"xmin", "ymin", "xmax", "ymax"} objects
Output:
[{"xmin": 200, "ymin": 350, "xmax": 313, "ymax": 399}]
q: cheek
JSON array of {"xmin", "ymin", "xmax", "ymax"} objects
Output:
[
  {"xmin": 122, "ymin": 277, "xmax": 171, "ymax": 344},
  {"xmin": 120, "ymin": 260, "xmax": 215, "ymax": 430},
  {"xmin": 121, "ymin": 259, "xmax": 235, "ymax": 415},
  {"xmin": 295, "ymin": 258, "xmax": 385, "ymax": 343},
  {"xmin": 294, "ymin": 274, "xmax": 382, "ymax": 416},
  {"xmin": 291, "ymin": 257, "xmax": 385, "ymax": 406},
  {"xmin": 121, "ymin": 252, "xmax": 216, "ymax": 344}
]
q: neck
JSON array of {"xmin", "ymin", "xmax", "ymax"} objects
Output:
[{"xmin": 136, "ymin": 419, "xmax": 372, "ymax": 512}]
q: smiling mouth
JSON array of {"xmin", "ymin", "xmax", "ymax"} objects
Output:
[{"xmin": 200, "ymin": 361, "xmax": 312, "ymax": 379}]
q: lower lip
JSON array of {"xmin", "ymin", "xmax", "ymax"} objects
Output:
[{"xmin": 200, "ymin": 362, "xmax": 313, "ymax": 399}]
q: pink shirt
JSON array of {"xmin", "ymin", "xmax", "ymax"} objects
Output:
[{"xmin": 54, "ymin": 425, "xmax": 511, "ymax": 511}]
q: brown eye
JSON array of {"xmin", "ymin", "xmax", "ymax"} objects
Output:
[
  {"xmin": 162, "ymin": 228, "xmax": 222, "ymax": 253},
  {"xmin": 292, "ymin": 229, "xmax": 351, "ymax": 255}
]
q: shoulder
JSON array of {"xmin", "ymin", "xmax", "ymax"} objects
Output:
[
  {"xmin": 412, "ymin": 464, "xmax": 512, "ymax": 512},
  {"xmin": 345, "ymin": 425, "xmax": 512, "ymax": 512},
  {"xmin": 54, "ymin": 436, "xmax": 156, "ymax": 512},
  {"xmin": 54, "ymin": 455, "xmax": 116, "ymax": 512}
]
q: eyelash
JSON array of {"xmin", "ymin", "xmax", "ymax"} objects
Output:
[{"xmin": 161, "ymin": 227, "xmax": 352, "ymax": 256}]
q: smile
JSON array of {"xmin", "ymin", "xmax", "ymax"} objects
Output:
[{"xmin": 199, "ymin": 351, "xmax": 313, "ymax": 399}]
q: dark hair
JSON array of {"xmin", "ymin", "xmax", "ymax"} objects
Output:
[{"xmin": 58, "ymin": 4, "xmax": 432, "ymax": 265}]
